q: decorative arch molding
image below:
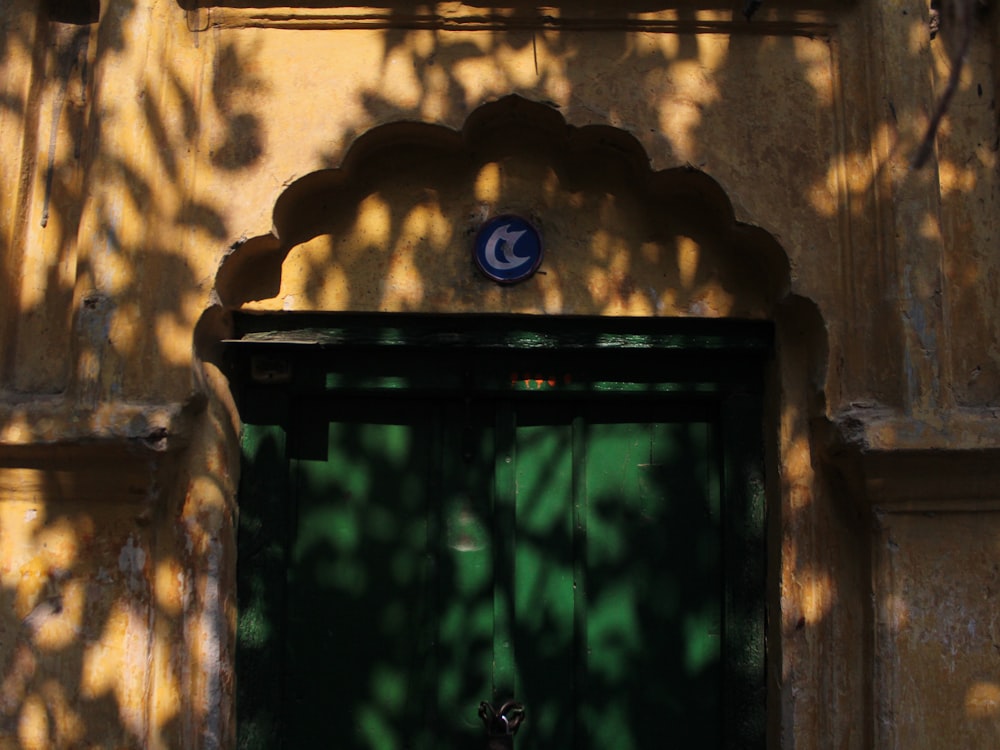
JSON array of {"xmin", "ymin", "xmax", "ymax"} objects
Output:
[
  {"xmin": 196, "ymin": 96, "xmax": 832, "ymax": 448},
  {"xmin": 194, "ymin": 91, "xmax": 836, "ymax": 514},
  {"xmin": 203, "ymin": 95, "xmax": 797, "ymax": 330},
  {"xmin": 195, "ymin": 95, "xmax": 832, "ymax": 443}
]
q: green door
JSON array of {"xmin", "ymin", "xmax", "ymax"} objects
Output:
[{"xmin": 234, "ymin": 316, "xmax": 767, "ymax": 750}]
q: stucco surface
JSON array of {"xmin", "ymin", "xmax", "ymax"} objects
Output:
[
  {"xmin": 0, "ymin": 1, "xmax": 998, "ymax": 747},
  {"xmin": 876, "ymin": 511, "xmax": 1000, "ymax": 748}
]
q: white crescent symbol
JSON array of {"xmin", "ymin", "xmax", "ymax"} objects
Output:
[{"xmin": 484, "ymin": 224, "xmax": 532, "ymax": 271}]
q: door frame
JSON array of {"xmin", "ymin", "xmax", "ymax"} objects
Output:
[{"xmin": 226, "ymin": 313, "xmax": 771, "ymax": 750}]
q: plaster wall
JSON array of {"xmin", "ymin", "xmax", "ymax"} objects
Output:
[{"xmin": 0, "ymin": 1, "xmax": 998, "ymax": 748}]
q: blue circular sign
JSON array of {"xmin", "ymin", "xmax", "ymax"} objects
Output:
[{"xmin": 473, "ymin": 215, "xmax": 543, "ymax": 284}]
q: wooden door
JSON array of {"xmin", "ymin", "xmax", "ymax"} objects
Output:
[{"xmin": 233, "ymin": 317, "xmax": 767, "ymax": 750}]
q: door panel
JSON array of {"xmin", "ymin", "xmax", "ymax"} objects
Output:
[
  {"xmin": 510, "ymin": 405, "xmax": 721, "ymax": 750},
  {"xmin": 582, "ymin": 415, "xmax": 720, "ymax": 750},
  {"xmin": 273, "ymin": 396, "xmax": 724, "ymax": 749},
  {"xmin": 437, "ymin": 401, "xmax": 497, "ymax": 746},
  {"xmin": 286, "ymin": 401, "xmax": 443, "ymax": 750},
  {"xmin": 510, "ymin": 411, "xmax": 576, "ymax": 749},
  {"xmin": 235, "ymin": 324, "xmax": 767, "ymax": 750}
]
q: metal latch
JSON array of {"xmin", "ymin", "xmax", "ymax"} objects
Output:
[{"xmin": 479, "ymin": 700, "xmax": 525, "ymax": 750}]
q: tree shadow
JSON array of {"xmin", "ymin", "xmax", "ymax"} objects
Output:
[
  {"xmin": 0, "ymin": 3, "xmax": 262, "ymax": 747},
  {"xmin": 0, "ymin": 0, "xmax": 996, "ymax": 748},
  {"xmin": 230, "ymin": 327, "xmax": 768, "ymax": 749}
]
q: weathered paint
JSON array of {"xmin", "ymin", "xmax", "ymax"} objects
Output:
[{"xmin": 0, "ymin": 0, "xmax": 996, "ymax": 748}]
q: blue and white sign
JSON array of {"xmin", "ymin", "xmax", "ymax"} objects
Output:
[{"xmin": 473, "ymin": 215, "xmax": 543, "ymax": 284}]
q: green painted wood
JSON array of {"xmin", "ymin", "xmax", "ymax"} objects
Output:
[
  {"xmin": 235, "ymin": 316, "xmax": 768, "ymax": 750},
  {"xmin": 721, "ymin": 395, "xmax": 768, "ymax": 750},
  {"xmin": 511, "ymin": 405, "xmax": 576, "ymax": 749},
  {"xmin": 237, "ymin": 423, "xmax": 289, "ymax": 750},
  {"xmin": 582, "ymin": 409, "xmax": 722, "ymax": 750},
  {"xmin": 229, "ymin": 312, "xmax": 773, "ymax": 354},
  {"xmin": 437, "ymin": 400, "xmax": 495, "ymax": 745},
  {"xmin": 285, "ymin": 401, "xmax": 440, "ymax": 750},
  {"xmin": 492, "ymin": 404, "xmax": 518, "ymax": 704},
  {"xmin": 569, "ymin": 414, "xmax": 589, "ymax": 750}
]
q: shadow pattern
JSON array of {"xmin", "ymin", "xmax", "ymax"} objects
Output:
[{"xmin": 230, "ymin": 314, "xmax": 769, "ymax": 750}]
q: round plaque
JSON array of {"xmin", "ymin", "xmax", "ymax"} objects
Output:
[{"xmin": 473, "ymin": 215, "xmax": 543, "ymax": 284}]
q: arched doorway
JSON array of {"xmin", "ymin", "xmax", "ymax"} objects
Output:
[{"xmin": 197, "ymin": 96, "xmax": 807, "ymax": 749}]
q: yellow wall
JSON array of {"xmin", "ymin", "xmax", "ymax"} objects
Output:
[{"xmin": 0, "ymin": 1, "xmax": 998, "ymax": 747}]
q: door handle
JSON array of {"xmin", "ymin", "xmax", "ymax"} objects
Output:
[{"xmin": 479, "ymin": 700, "xmax": 525, "ymax": 749}]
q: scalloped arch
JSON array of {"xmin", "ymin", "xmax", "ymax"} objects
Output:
[{"xmin": 209, "ymin": 95, "xmax": 793, "ymax": 324}]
